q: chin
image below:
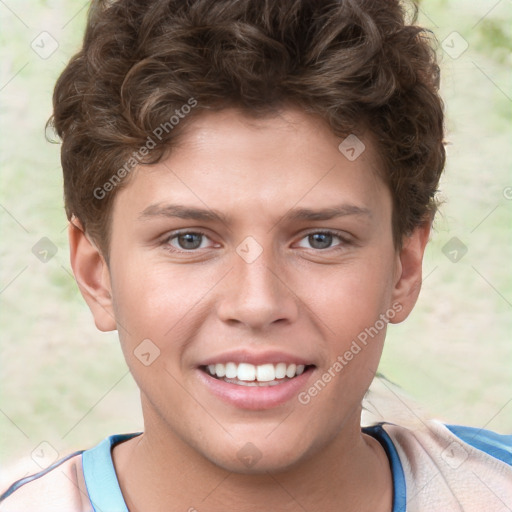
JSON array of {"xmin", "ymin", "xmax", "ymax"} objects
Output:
[
  {"xmin": 196, "ymin": 427, "xmax": 319, "ymax": 475},
  {"xmin": 208, "ymin": 446, "xmax": 308, "ymax": 475}
]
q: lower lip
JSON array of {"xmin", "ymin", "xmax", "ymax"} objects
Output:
[{"xmin": 196, "ymin": 368, "xmax": 315, "ymax": 410}]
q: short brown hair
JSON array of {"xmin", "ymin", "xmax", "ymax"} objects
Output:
[{"xmin": 49, "ymin": 0, "xmax": 445, "ymax": 256}]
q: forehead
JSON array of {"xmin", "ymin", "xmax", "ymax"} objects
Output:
[{"xmin": 112, "ymin": 107, "xmax": 390, "ymax": 225}]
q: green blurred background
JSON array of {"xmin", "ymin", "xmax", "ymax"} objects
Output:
[{"xmin": 1, "ymin": 0, "xmax": 511, "ymax": 482}]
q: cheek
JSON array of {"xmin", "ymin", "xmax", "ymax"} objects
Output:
[
  {"xmin": 110, "ymin": 259, "xmax": 218, "ymax": 372},
  {"xmin": 300, "ymin": 256, "xmax": 395, "ymax": 400},
  {"xmin": 112, "ymin": 259, "xmax": 197, "ymax": 327},
  {"xmin": 298, "ymin": 275, "xmax": 391, "ymax": 428},
  {"xmin": 309, "ymin": 257, "xmax": 396, "ymax": 340}
]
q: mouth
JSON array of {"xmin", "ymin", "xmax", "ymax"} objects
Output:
[
  {"xmin": 200, "ymin": 362, "xmax": 315, "ymax": 387},
  {"xmin": 196, "ymin": 359, "xmax": 316, "ymax": 410}
]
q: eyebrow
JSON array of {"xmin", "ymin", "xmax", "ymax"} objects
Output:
[{"xmin": 138, "ymin": 203, "xmax": 372, "ymax": 224}]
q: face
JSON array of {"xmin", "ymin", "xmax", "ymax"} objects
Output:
[{"xmin": 73, "ymin": 107, "xmax": 427, "ymax": 474}]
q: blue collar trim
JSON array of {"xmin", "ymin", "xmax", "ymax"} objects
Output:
[
  {"xmin": 363, "ymin": 423, "xmax": 406, "ymax": 512},
  {"xmin": 82, "ymin": 432, "xmax": 141, "ymax": 512}
]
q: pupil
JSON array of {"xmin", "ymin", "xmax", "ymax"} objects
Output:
[
  {"xmin": 310, "ymin": 233, "xmax": 332, "ymax": 249},
  {"xmin": 179, "ymin": 233, "xmax": 201, "ymax": 250}
]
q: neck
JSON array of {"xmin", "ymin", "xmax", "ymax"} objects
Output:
[{"xmin": 113, "ymin": 404, "xmax": 392, "ymax": 512}]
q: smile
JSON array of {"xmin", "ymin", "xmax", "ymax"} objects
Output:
[
  {"xmin": 196, "ymin": 351, "xmax": 316, "ymax": 409},
  {"xmin": 202, "ymin": 362, "xmax": 312, "ymax": 386}
]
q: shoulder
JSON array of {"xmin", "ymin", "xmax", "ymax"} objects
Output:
[
  {"xmin": 381, "ymin": 420, "xmax": 512, "ymax": 511},
  {"xmin": 0, "ymin": 433, "xmax": 139, "ymax": 512},
  {"xmin": 382, "ymin": 420, "xmax": 512, "ymax": 467},
  {"xmin": 0, "ymin": 452, "xmax": 91, "ymax": 512},
  {"xmin": 443, "ymin": 423, "xmax": 512, "ymax": 466}
]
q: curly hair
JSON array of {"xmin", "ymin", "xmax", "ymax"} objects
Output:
[{"xmin": 49, "ymin": 0, "xmax": 445, "ymax": 256}]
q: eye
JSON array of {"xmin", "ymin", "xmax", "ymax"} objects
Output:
[
  {"xmin": 163, "ymin": 229, "xmax": 350, "ymax": 253},
  {"xmin": 296, "ymin": 230, "xmax": 348, "ymax": 250},
  {"xmin": 165, "ymin": 231, "xmax": 213, "ymax": 251}
]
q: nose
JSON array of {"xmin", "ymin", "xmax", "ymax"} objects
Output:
[{"xmin": 216, "ymin": 242, "xmax": 299, "ymax": 331}]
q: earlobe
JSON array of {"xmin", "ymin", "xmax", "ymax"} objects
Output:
[
  {"xmin": 68, "ymin": 218, "xmax": 117, "ymax": 332},
  {"xmin": 389, "ymin": 220, "xmax": 432, "ymax": 324}
]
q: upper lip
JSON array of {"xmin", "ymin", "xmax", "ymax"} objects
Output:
[{"xmin": 198, "ymin": 349, "xmax": 314, "ymax": 367}]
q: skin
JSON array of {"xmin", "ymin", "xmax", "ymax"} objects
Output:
[{"xmin": 69, "ymin": 107, "xmax": 430, "ymax": 512}]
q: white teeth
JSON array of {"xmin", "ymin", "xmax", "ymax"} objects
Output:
[
  {"xmin": 237, "ymin": 363, "xmax": 256, "ymax": 381},
  {"xmin": 205, "ymin": 362, "xmax": 309, "ymax": 382},
  {"xmin": 256, "ymin": 364, "xmax": 275, "ymax": 382},
  {"xmin": 285, "ymin": 364, "xmax": 297, "ymax": 378},
  {"xmin": 215, "ymin": 363, "xmax": 226, "ymax": 378},
  {"xmin": 225, "ymin": 362, "xmax": 237, "ymax": 379},
  {"xmin": 275, "ymin": 362, "xmax": 287, "ymax": 379}
]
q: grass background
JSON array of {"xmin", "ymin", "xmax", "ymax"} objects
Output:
[{"xmin": 1, "ymin": 0, "xmax": 511, "ymax": 481}]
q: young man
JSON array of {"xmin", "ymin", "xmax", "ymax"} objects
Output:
[{"xmin": 1, "ymin": 0, "xmax": 511, "ymax": 510}]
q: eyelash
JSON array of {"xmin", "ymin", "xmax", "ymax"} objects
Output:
[{"xmin": 162, "ymin": 229, "xmax": 351, "ymax": 254}]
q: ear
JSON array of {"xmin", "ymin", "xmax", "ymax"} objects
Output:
[
  {"xmin": 389, "ymin": 220, "xmax": 432, "ymax": 324},
  {"xmin": 68, "ymin": 218, "xmax": 117, "ymax": 332}
]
